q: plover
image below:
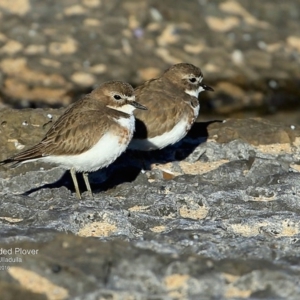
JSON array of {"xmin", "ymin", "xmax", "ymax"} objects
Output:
[
  {"xmin": 129, "ymin": 63, "xmax": 213, "ymax": 151},
  {"xmin": 0, "ymin": 81, "xmax": 147, "ymax": 199}
]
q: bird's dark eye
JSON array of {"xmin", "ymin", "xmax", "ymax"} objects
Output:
[
  {"xmin": 189, "ymin": 77, "xmax": 197, "ymax": 83},
  {"xmin": 114, "ymin": 95, "xmax": 122, "ymax": 100}
]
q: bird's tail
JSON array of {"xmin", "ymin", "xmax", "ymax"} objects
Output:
[
  {"xmin": 0, "ymin": 159, "xmax": 22, "ymax": 168},
  {"xmin": 0, "ymin": 158, "xmax": 15, "ymax": 166},
  {"xmin": 0, "ymin": 145, "xmax": 44, "ymax": 168}
]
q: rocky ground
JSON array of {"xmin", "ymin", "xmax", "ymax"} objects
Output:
[
  {"xmin": 1, "ymin": 110, "xmax": 300, "ymax": 299},
  {"xmin": 1, "ymin": 0, "xmax": 300, "ymax": 299}
]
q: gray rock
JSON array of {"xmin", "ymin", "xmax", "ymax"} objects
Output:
[{"xmin": 1, "ymin": 117, "xmax": 300, "ymax": 298}]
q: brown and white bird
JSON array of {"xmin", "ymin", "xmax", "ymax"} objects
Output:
[
  {"xmin": 0, "ymin": 81, "xmax": 147, "ymax": 199},
  {"xmin": 128, "ymin": 63, "xmax": 213, "ymax": 151}
]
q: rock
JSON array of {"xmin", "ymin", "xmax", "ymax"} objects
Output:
[
  {"xmin": 207, "ymin": 118, "xmax": 300, "ymax": 145},
  {"xmin": 0, "ymin": 0, "xmax": 299, "ymax": 119},
  {"xmin": 1, "ymin": 234, "xmax": 300, "ymax": 299},
  {"xmin": 0, "ymin": 115, "xmax": 300, "ymax": 298},
  {"xmin": 0, "ymin": 108, "xmax": 64, "ymax": 162}
]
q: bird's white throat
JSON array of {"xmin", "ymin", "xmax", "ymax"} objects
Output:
[{"xmin": 185, "ymin": 86, "xmax": 205, "ymax": 98}]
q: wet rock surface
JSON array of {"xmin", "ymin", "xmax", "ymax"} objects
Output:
[
  {"xmin": 0, "ymin": 0, "xmax": 300, "ymax": 121},
  {"xmin": 1, "ymin": 110, "xmax": 300, "ymax": 299}
]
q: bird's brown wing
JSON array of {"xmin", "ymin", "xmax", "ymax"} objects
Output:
[
  {"xmin": 1, "ymin": 103, "xmax": 116, "ymax": 164},
  {"xmin": 133, "ymin": 79, "xmax": 191, "ymax": 139},
  {"xmin": 42, "ymin": 109, "xmax": 111, "ymax": 156}
]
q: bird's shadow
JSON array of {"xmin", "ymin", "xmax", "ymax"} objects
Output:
[
  {"xmin": 21, "ymin": 171, "xmax": 78, "ymax": 197},
  {"xmin": 22, "ymin": 120, "xmax": 222, "ymax": 197},
  {"xmin": 118, "ymin": 119, "xmax": 222, "ymax": 170}
]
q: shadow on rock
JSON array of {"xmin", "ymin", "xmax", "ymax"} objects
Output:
[
  {"xmin": 132, "ymin": 120, "xmax": 223, "ymax": 167},
  {"xmin": 21, "ymin": 171, "xmax": 78, "ymax": 196},
  {"xmin": 94, "ymin": 120, "xmax": 223, "ymax": 190},
  {"xmin": 20, "ymin": 162, "xmax": 145, "ymax": 197},
  {"xmin": 21, "ymin": 120, "xmax": 222, "ymax": 196}
]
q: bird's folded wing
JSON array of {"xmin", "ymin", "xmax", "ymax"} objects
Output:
[
  {"xmin": 41, "ymin": 110, "xmax": 110, "ymax": 156},
  {"xmin": 134, "ymin": 80, "xmax": 189, "ymax": 139},
  {"xmin": 4, "ymin": 110, "xmax": 110, "ymax": 163}
]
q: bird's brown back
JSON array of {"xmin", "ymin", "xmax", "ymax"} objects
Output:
[{"xmin": 133, "ymin": 77, "xmax": 197, "ymax": 139}]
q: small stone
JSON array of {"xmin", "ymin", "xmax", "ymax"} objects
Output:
[
  {"xmin": 138, "ymin": 67, "xmax": 161, "ymax": 81},
  {"xmin": 0, "ymin": 0, "xmax": 30, "ymax": 15},
  {"xmin": 287, "ymin": 36, "xmax": 300, "ymax": 52},
  {"xmin": 24, "ymin": 45, "xmax": 46, "ymax": 55},
  {"xmin": 206, "ymin": 16, "xmax": 240, "ymax": 32},
  {"xmin": 49, "ymin": 37, "xmax": 78, "ymax": 55},
  {"xmin": 71, "ymin": 72, "xmax": 96, "ymax": 86},
  {"xmin": 64, "ymin": 5, "xmax": 86, "ymax": 16},
  {"xmin": 89, "ymin": 64, "xmax": 107, "ymax": 74},
  {"xmin": 82, "ymin": 0, "xmax": 101, "ymax": 7},
  {"xmin": 83, "ymin": 18, "xmax": 101, "ymax": 27},
  {"xmin": 0, "ymin": 40, "xmax": 23, "ymax": 55}
]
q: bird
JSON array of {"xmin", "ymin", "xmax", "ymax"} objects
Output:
[
  {"xmin": 0, "ymin": 81, "xmax": 147, "ymax": 199},
  {"xmin": 128, "ymin": 63, "xmax": 213, "ymax": 151}
]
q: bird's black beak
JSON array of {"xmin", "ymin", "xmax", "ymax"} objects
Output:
[
  {"xmin": 201, "ymin": 84, "xmax": 214, "ymax": 92},
  {"xmin": 131, "ymin": 101, "xmax": 147, "ymax": 110}
]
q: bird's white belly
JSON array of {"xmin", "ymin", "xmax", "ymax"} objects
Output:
[
  {"xmin": 130, "ymin": 106, "xmax": 199, "ymax": 151},
  {"xmin": 43, "ymin": 116, "xmax": 134, "ymax": 172}
]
